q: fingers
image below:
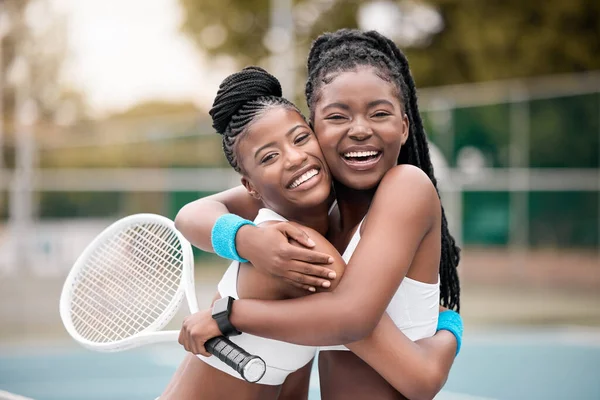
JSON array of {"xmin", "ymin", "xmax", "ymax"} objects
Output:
[
  {"xmin": 196, "ymin": 343, "xmax": 211, "ymax": 357},
  {"xmin": 281, "ymin": 224, "xmax": 315, "ymax": 248},
  {"xmin": 179, "ymin": 317, "xmax": 211, "ymax": 357},
  {"xmin": 286, "ymin": 270, "xmax": 332, "ymax": 290},
  {"xmin": 179, "ymin": 319, "xmax": 192, "ymax": 353},
  {"xmin": 287, "ymin": 280, "xmax": 317, "ymax": 292},
  {"xmin": 178, "ymin": 326, "xmax": 187, "ymax": 349},
  {"xmin": 286, "ymin": 247, "xmax": 335, "ymax": 268}
]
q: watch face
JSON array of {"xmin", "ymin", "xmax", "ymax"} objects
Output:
[{"xmin": 213, "ymin": 297, "xmax": 230, "ymax": 315}]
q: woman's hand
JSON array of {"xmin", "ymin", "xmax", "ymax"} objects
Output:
[
  {"xmin": 179, "ymin": 309, "xmax": 222, "ymax": 357},
  {"xmin": 236, "ymin": 222, "xmax": 337, "ymax": 292}
]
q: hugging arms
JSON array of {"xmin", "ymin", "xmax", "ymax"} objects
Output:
[{"xmin": 176, "ymin": 166, "xmax": 459, "ymax": 399}]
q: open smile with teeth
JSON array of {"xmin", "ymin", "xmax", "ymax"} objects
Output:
[
  {"xmin": 343, "ymin": 150, "xmax": 381, "ymax": 161},
  {"xmin": 289, "ymin": 168, "xmax": 319, "ymax": 189}
]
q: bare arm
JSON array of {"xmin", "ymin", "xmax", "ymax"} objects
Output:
[
  {"xmin": 180, "ymin": 194, "xmax": 458, "ymax": 397},
  {"xmin": 174, "ymin": 185, "xmax": 262, "ymax": 253},
  {"xmin": 181, "ymin": 165, "xmax": 441, "ymax": 347},
  {"xmin": 348, "ymin": 313, "xmax": 457, "ymax": 400},
  {"xmin": 303, "ymin": 226, "xmax": 457, "ymax": 399},
  {"xmin": 300, "ymin": 228, "xmax": 458, "ymax": 399},
  {"xmin": 175, "ymin": 186, "xmax": 336, "ymax": 290},
  {"xmin": 226, "ymin": 165, "xmax": 439, "ymax": 345}
]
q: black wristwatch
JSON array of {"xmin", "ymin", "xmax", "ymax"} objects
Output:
[{"xmin": 212, "ymin": 296, "xmax": 241, "ymax": 337}]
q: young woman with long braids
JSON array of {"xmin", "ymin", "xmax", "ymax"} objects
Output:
[
  {"xmin": 173, "ymin": 29, "xmax": 462, "ymax": 399},
  {"xmin": 160, "ymin": 65, "xmax": 457, "ymax": 400}
]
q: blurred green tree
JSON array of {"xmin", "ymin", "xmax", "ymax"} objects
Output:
[
  {"xmin": 1, "ymin": 0, "xmax": 89, "ymax": 166},
  {"xmin": 178, "ymin": 0, "xmax": 600, "ymax": 87}
]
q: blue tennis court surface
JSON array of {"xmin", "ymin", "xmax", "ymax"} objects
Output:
[{"xmin": 1, "ymin": 328, "xmax": 599, "ymax": 400}]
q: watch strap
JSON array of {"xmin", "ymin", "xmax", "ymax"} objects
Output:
[{"xmin": 212, "ymin": 296, "xmax": 241, "ymax": 337}]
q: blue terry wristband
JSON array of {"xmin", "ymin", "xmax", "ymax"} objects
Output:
[
  {"xmin": 437, "ymin": 310, "xmax": 463, "ymax": 356},
  {"xmin": 211, "ymin": 214, "xmax": 256, "ymax": 263}
]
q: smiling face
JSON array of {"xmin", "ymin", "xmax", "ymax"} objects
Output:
[
  {"xmin": 311, "ymin": 66, "xmax": 409, "ymax": 191},
  {"xmin": 236, "ymin": 106, "xmax": 332, "ymax": 218}
]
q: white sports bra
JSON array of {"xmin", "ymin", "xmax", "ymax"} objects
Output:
[
  {"xmin": 322, "ymin": 216, "xmax": 440, "ymax": 351},
  {"xmin": 198, "ymin": 209, "xmax": 317, "ymax": 385}
]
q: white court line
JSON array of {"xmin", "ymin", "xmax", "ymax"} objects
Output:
[
  {"xmin": 0, "ymin": 391, "xmax": 35, "ymax": 400},
  {"xmin": 465, "ymin": 326, "xmax": 600, "ymax": 347},
  {"xmin": 0, "ymin": 377, "xmax": 164, "ymax": 399},
  {"xmin": 435, "ymin": 392, "xmax": 497, "ymax": 400}
]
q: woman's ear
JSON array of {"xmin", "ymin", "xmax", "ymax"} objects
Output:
[
  {"xmin": 241, "ymin": 176, "xmax": 261, "ymax": 200},
  {"xmin": 401, "ymin": 114, "xmax": 410, "ymax": 145}
]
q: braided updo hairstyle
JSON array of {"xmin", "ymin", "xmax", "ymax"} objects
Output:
[
  {"xmin": 305, "ymin": 29, "xmax": 461, "ymax": 311},
  {"xmin": 210, "ymin": 66, "xmax": 302, "ymax": 173}
]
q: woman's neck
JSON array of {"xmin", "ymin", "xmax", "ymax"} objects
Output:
[
  {"xmin": 333, "ymin": 182, "xmax": 376, "ymax": 232},
  {"xmin": 269, "ymin": 203, "xmax": 331, "ymax": 236},
  {"xmin": 295, "ymin": 209, "xmax": 330, "ymax": 236}
]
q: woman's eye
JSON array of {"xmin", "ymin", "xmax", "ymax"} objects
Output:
[
  {"xmin": 372, "ymin": 111, "xmax": 390, "ymax": 118},
  {"xmin": 294, "ymin": 133, "xmax": 310, "ymax": 145},
  {"xmin": 261, "ymin": 153, "xmax": 277, "ymax": 164},
  {"xmin": 326, "ymin": 115, "xmax": 346, "ymax": 120}
]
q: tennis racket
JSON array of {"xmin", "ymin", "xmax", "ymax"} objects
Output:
[{"xmin": 59, "ymin": 213, "xmax": 266, "ymax": 383}]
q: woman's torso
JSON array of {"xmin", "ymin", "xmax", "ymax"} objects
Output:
[
  {"xmin": 319, "ymin": 205, "xmax": 440, "ymax": 400},
  {"xmin": 194, "ymin": 209, "xmax": 317, "ymax": 400}
]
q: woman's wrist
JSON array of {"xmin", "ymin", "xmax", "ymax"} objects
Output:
[
  {"xmin": 234, "ymin": 223, "xmax": 259, "ymax": 263},
  {"xmin": 436, "ymin": 310, "xmax": 463, "ymax": 356},
  {"xmin": 211, "ymin": 214, "xmax": 256, "ymax": 262}
]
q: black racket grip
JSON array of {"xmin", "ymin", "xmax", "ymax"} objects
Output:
[{"xmin": 205, "ymin": 336, "xmax": 266, "ymax": 383}]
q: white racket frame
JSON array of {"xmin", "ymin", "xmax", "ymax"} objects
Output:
[{"xmin": 59, "ymin": 213, "xmax": 200, "ymax": 352}]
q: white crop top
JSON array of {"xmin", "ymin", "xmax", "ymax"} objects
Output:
[
  {"xmin": 197, "ymin": 209, "xmax": 316, "ymax": 385},
  {"xmin": 322, "ymin": 218, "xmax": 440, "ymax": 351}
]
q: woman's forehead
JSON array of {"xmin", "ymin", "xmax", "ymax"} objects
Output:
[
  {"xmin": 317, "ymin": 68, "xmax": 399, "ymax": 106},
  {"xmin": 241, "ymin": 107, "xmax": 308, "ymax": 147},
  {"xmin": 251, "ymin": 107, "xmax": 307, "ymax": 133}
]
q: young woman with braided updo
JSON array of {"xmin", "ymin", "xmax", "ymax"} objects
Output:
[
  {"xmin": 161, "ymin": 64, "xmax": 456, "ymax": 400},
  {"xmin": 173, "ymin": 29, "xmax": 462, "ymax": 399}
]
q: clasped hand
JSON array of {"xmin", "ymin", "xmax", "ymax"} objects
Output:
[
  {"xmin": 178, "ymin": 308, "xmax": 222, "ymax": 357},
  {"xmin": 236, "ymin": 222, "xmax": 336, "ymax": 291}
]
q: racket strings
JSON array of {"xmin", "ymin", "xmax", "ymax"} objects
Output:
[
  {"xmin": 74, "ymin": 251, "xmax": 169, "ymax": 341},
  {"xmin": 76, "ymin": 230, "xmax": 180, "ymax": 340},
  {"xmin": 70, "ymin": 222, "xmax": 186, "ymax": 343},
  {"xmin": 73, "ymin": 226, "xmax": 182, "ymax": 342},
  {"xmin": 88, "ymin": 228, "xmax": 179, "ymax": 314},
  {"xmin": 73, "ymin": 243, "xmax": 177, "ymax": 342},
  {"xmin": 100, "ymin": 228, "xmax": 181, "ymax": 302},
  {"xmin": 131, "ymin": 224, "xmax": 184, "ymax": 265}
]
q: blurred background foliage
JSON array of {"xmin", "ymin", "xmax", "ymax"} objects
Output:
[
  {"xmin": 0, "ymin": 4, "xmax": 599, "ymax": 398},
  {"xmin": 2, "ymin": 0, "xmax": 597, "ymax": 169},
  {"xmin": 0, "ymin": 0, "xmax": 598, "ymax": 250},
  {"xmin": 179, "ymin": 0, "xmax": 600, "ymax": 86}
]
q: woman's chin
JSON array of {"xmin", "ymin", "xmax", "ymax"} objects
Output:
[
  {"xmin": 337, "ymin": 174, "xmax": 382, "ymax": 192},
  {"xmin": 292, "ymin": 190, "xmax": 331, "ymax": 209}
]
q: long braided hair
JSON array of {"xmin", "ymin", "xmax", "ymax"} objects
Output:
[
  {"xmin": 210, "ymin": 66, "xmax": 302, "ymax": 173},
  {"xmin": 305, "ymin": 29, "xmax": 461, "ymax": 311}
]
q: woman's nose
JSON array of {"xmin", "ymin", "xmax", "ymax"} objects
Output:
[
  {"xmin": 348, "ymin": 123, "xmax": 373, "ymax": 141},
  {"xmin": 284, "ymin": 148, "xmax": 308, "ymax": 169}
]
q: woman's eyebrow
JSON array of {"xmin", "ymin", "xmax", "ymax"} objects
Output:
[
  {"xmin": 321, "ymin": 102, "xmax": 350, "ymax": 112},
  {"xmin": 254, "ymin": 125, "xmax": 305, "ymax": 159},
  {"xmin": 367, "ymin": 99, "xmax": 394, "ymax": 108},
  {"xmin": 285, "ymin": 124, "xmax": 304, "ymax": 137},
  {"xmin": 254, "ymin": 141, "xmax": 276, "ymax": 160}
]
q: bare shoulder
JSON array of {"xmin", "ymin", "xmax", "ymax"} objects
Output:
[
  {"xmin": 378, "ymin": 164, "xmax": 436, "ymax": 196},
  {"xmin": 369, "ymin": 165, "xmax": 440, "ymax": 227}
]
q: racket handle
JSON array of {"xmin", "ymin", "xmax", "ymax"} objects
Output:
[{"xmin": 205, "ymin": 336, "xmax": 266, "ymax": 383}]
